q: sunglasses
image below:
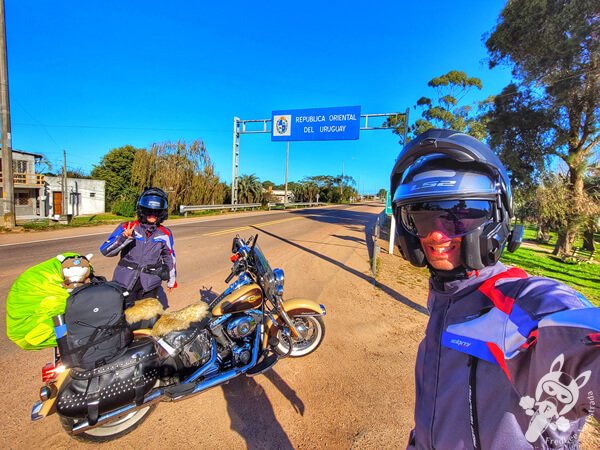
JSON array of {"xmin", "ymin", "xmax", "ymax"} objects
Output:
[{"xmin": 399, "ymin": 200, "xmax": 493, "ymax": 238}]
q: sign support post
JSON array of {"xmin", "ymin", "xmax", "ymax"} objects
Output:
[
  {"xmin": 231, "ymin": 117, "xmax": 241, "ymax": 205},
  {"xmin": 284, "ymin": 141, "xmax": 289, "ymax": 205},
  {"xmin": 385, "ymin": 190, "xmax": 395, "ymax": 254}
]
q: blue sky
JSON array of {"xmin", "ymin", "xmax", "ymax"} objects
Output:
[{"xmin": 6, "ymin": 1, "xmax": 513, "ymax": 194}]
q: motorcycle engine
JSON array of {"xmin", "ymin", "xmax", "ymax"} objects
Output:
[
  {"xmin": 158, "ymin": 328, "xmax": 212, "ymax": 369},
  {"xmin": 225, "ymin": 311, "xmax": 261, "ymax": 339}
]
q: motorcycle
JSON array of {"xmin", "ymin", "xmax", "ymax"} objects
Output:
[{"xmin": 30, "ymin": 234, "xmax": 326, "ymax": 442}]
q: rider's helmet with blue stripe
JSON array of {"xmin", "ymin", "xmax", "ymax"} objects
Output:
[
  {"xmin": 136, "ymin": 187, "xmax": 169, "ymax": 224},
  {"xmin": 390, "ymin": 129, "xmax": 523, "ymax": 272}
]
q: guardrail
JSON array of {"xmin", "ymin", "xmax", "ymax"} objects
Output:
[
  {"xmin": 267, "ymin": 202, "xmax": 322, "ymax": 210},
  {"xmin": 180, "ymin": 203, "xmax": 262, "ymax": 215},
  {"xmin": 179, "ymin": 202, "xmax": 324, "ymax": 216}
]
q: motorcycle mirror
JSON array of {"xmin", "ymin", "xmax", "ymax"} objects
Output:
[{"xmin": 232, "ymin": 236, "xmax": 242, "ymax": 254}]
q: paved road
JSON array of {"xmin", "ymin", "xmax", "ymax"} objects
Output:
[{"xmin": 1, "ymin": 202, "xmax": 431, "ymax": 449}]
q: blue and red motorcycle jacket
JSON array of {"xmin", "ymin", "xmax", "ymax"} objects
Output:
[
  {"xmin": 99, "ymin": 221, "xmax": 177, "ymax": 293},
  {"xmin": 409, "ymin": 262, "xmax": 599, "ymax": 449}
]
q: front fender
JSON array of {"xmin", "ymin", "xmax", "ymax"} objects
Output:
[
  {"xmin": 281, "ymin": 298, "xmax": 326, "ymax": 317},
  {"xmin": 263, "ymin": 298, "xmax": 326, "ymax": 347}
]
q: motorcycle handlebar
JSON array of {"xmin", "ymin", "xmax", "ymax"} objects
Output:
[{"xmin": 224, "ymin": 270, "xmax": 235, "ymax": 283}]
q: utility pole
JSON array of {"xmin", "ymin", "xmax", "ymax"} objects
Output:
[
  {"xmin": 340, "ymin": 161, "xmax": 344, "ymax": 200},
  {"xmin": 0, "ymin": 0, "xmax": 14, "ymax": 228},
  {"xmin": 62, "ymin": 150, "xmax": 67, "ymax": 219}
]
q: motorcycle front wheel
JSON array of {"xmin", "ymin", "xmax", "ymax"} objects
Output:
[
  {"xmin": 276, "ymin": 315, "xmax": 325, "ymax": 357},
  {"xmin": 59, "ymin": 405, "xmax": 156, "ymax": 442}
]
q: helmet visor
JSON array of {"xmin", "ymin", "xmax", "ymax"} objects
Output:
[
  {"xmin": 140, "ymin": 206, "xmax": 162, "ymax": 217},
  {"xmin": 399, "ymin": 200, "xmax": 493, "ymax": 238},
  {"xmin": 139, "ymin": 194, "xmax": 167, "ymax": 210}
]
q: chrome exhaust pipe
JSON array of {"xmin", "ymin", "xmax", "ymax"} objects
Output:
[
  {"xmin": 170, "ymin": 325, "xmax": 263, "ymax": 402},
  {"xmin": 71, "ymin": 389, "xmax": 164, "ymax": 435},
  {"xmin": 182, "ymin": 340, "xmax": 218, "ymax": 384}
]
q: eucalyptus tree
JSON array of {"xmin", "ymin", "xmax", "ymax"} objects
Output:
[
  {"xmin": 485, "ymin": 0, "xmax": 599, "ymax": 254},
  {"xmin": 385, "ymin": 70, "xmax": 486, "ymax": 141}
]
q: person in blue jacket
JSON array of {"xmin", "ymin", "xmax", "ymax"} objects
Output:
[
  {"xmin": 390, "ymin": 129, "xmax": 599, "ymax": 449},
  {"xmin": 100, "ymin": 187, "xmax": 176, "ymax": 308}
]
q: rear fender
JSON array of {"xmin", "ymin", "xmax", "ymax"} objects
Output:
[
  {"xmin": 263, "ymin": 298, "xmax": 326, "ymax": 348},
  {"xmin": 31, "ymin": 367, "xmax": 71, "ymax": 420}
]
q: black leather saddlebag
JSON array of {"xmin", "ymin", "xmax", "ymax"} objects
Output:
[{"xmin": 56, "ymin": 337, "xmax": 159, "ymax": 425}]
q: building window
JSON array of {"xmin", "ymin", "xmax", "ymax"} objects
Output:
[
  {"xmin": 15, "ymin": 192, "xmax": 30, "ymax": 206},
  {"xmin": 90, "ymin": 192, "xmax": 95, "ymax": 198},
  {"xmin": 13, "ymin": 160, "xmax": 27, "ymax": 173}
]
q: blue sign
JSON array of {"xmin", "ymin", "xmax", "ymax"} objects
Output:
[{"xmin": 271, "ymin": 105, "xmax": 361, "ymax": 141}]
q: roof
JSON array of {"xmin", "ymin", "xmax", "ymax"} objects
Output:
[{"xmin": 0, "ymin": 148, "xmax": 44, "ymax": 159}]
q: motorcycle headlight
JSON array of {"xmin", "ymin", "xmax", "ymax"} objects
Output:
[{"xmin": 273, "ymin": 268, "xmax": 284, "ymax": 296}]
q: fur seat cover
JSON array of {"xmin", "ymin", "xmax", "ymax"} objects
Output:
[{"xmin": 151, "ymin": 303, "xmax": 210, "ymax": 337}]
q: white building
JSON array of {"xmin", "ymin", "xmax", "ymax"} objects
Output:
[
  {"xmin": 267, "ymin": 189, "xmax": 295, "ymax": 203},
  {"xmin": 45, "ymin": 176, "xmax": 106, "ymax": 218},
  {"xmin": 1, "ymin": 149, "xmax": 105, "ymax": 221}
]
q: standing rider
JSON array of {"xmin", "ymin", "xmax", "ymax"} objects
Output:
[
  {"xmin": 390, "ymin": 129, "xmax": 599, "ymax": 449},
  {"xmin": 100, "ymin": 187, "xmax": 176, "ymax": 308}
]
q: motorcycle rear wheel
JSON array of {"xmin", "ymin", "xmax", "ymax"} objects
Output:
[
  {"xmin": 276, "ymin": 315, "xmax": 325, "ymax": 357},
  {"xmin": 59, "ymin": 405, "xmax": 156, "ymax": 442}
]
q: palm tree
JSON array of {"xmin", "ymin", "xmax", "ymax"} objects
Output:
[{"xmin": 237, "ymin": 174, "xmax": 263, "ymax": 204}]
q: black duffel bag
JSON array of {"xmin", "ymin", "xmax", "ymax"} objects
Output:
[
  {"xmin": 56, "ymin": 337, "xmax": 159, "ymax": 426},
  {"xmin": 61, "ymin": 280, "xmax": 132, "ymax": 369}
]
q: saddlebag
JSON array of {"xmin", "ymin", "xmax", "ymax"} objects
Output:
[
  {"xmin": 56, "ymin": 337, "xmax": 159, "ymax": 425},
  {"xmin": 60, "ymin": 280, "xmax": 132, "ymax": 369}
]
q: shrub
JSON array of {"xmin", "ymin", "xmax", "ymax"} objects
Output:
[{"xmin": 111, "ymin": 199, "xmax": 136, "ymax": 218}]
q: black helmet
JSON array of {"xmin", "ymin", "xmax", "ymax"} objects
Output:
[
  {"xmin": 390, "ymin": 129, "xmax": 523, "ymax": 271},
  {"xmin": 136, "ymin": 187, "xmax": 169, "ymax": 224}
]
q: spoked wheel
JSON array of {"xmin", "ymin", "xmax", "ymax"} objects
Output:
[
  {"xmin": 59, "ymin": 405, "xmax": 156, "ymax": 442},
  {"xmin": 276, "ymin": 315, "xmax": 325, "ymax": 357}
]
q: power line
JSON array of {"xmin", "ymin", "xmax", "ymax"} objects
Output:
[{"xmin": 13, "ymin": 122, "xmax": 230, "ymax": 133}]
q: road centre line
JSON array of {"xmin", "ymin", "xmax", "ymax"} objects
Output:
[
  {"xmin": 0, "ymin": 213, "xmax": 306, "ymax": 247},
  {"xmin": 0, "ymin": 231, "xmax": 109, "ymax": 247},
  {"xmin": 203, "ymin": 217, "xmax": 300, "ymax": 237}
]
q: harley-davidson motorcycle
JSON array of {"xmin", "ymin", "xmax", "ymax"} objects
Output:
[{"xmin": 30, "ymin": 234, "xmax": 326, "ymax": 442}]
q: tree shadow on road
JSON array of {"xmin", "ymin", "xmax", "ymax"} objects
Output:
[
  {"xmin": 290, "ymin": 205, "xmax": 381, "ymax": 257},
  {"xmin": 252, "ymin": 226, "xmax": 428, "ymax": 316},
  {"xmin": 222, "ymin": 369, "xmax": 302, "ymax": 450}
]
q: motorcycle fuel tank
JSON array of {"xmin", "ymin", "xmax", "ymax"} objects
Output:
[{"xmin": 212, "ymin": 284, "xmax": 263, "ymax": 316}]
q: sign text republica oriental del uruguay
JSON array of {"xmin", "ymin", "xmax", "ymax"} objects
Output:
[{"xmin": 271, "ymin": 105, "xmax": 361, "ymax": 141}]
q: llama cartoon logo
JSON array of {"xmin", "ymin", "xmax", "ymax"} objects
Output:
[{"xmin": 519, "ymin": 354, "xmax": 591, "ymax": 442}]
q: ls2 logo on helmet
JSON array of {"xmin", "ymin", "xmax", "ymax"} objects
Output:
[{"xmin": 410, "ymin": 180, "xmax": 457, "ymax": 191}]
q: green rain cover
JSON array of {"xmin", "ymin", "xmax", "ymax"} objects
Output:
[{"xmin": 6, "ymin": 252, "xmax": 82, "ymax": 350}]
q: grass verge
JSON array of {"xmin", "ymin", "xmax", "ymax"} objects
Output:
[{"xmin": 501, "ymin": 245, "xmax": 600, "ymax": 306}]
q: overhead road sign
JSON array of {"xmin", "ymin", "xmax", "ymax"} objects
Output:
[{"xmin": 271, "ymin": 105, "xmax": 361, "ymax": 142}]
